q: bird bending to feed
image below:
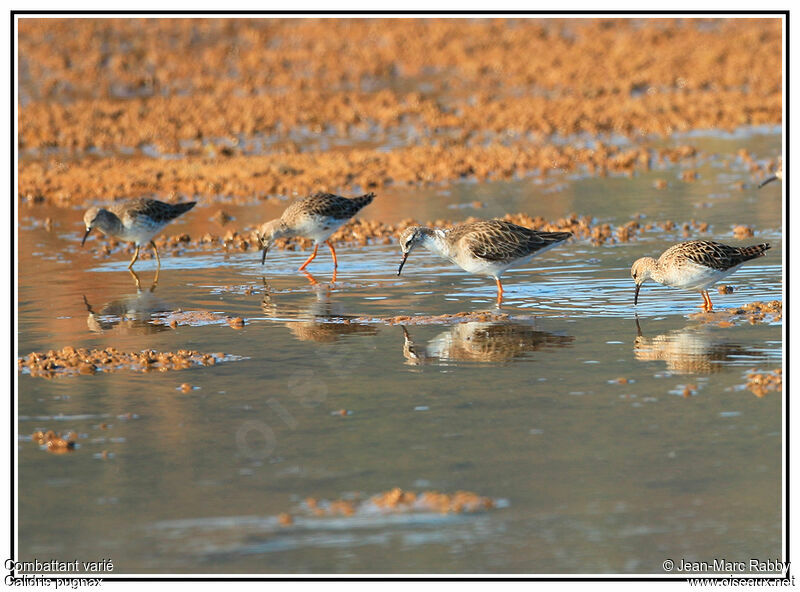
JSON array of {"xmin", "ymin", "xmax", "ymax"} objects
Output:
[
  {"xmin": 81, "ymin": 198, "xmax": 196, "ymax": 270},
  {"xmin": 759, "ymin": 161, "xmax": 782, "ymax": 188},
  {"xmin": 258, "ymin": 192, "xmax": 375, "ymax": 271},
  {"xmin": 631, "ymin": 240, "xmax": 770, "ymax": 311},
  {"xmin": 397, "ymin": 219, "xmax": 572, "ymax": 304}
]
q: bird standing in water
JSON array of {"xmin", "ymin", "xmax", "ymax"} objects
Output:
[
  {"xmin": 759, "ymin": 161, "xmax": 782, "ymax": 188},
  {"xmin": 81, "ymin": 198, "xmax": 196, "ymax": 271},
  {"xmin": 397, "ymin": 219, "xmax": 572, "ymax": 304},
  {"xmin": 259, "ymin": 192, "xmax": 375, "ymax": 271},
  {"xmin": 630, "ymin": 240, "xmax": 771, "ymax": 311}
]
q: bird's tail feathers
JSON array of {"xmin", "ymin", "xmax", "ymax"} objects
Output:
[
  {"xmin": 739, "ymin": 242, "xmax": 771, "ymax": 260},
  {"xmin": 352, "ymin": 192, "xmax": 376, "ymax": 209},
  {"xmin": 173, "ymin": 201, "xmax": 197, "ymax": 216}
]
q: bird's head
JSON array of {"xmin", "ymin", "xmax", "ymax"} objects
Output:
[
  {"xmin": 81, "ymin": 207, "xmax": 113, "ymax": 245},
  {"xmin": 397, "ymin": 226, "xmax": 428, "ymax": 275},
  {"xmin": 630, "ymin": 257, "xmax": 657, "ymax": 305},
  {"xmin": 257, "ymin": 219, "xmax": 290, "ymax": 264}
]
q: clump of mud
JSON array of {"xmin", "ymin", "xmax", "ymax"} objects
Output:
[
  {"xmin": 20, "ymin": 143, "xmax": 712, "ymax": 207},
  {"xmin": 31, "ymin": 430, "xmax": 77, "ymax": 454},
  {"xmin": 352, "ymin": 311, "xmax": 512, "ymax": 326},
  {"xmin": 744, "ymin": 368, "xmax": 782, "ymax": 398},
  {"xmin": 151, "ymin": 310, "xmax": 246, "ymax": 330},
  {"xmin": 18, "ymin": 346, "xmax": 240, "ymax": 378},
  {"xmin": 293, "ymin": 488, "xmax": 497, "ymax": 523},
  {"xmin": 689, "ymin": 300, "xmax": 782, "ymax": 325}
]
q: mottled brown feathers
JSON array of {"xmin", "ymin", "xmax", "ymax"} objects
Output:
[
  {"xmin": 447, "ymin": 220, "xmax": 572, "ymax": 263},
  {"xmin": 111, "ymin": 198, "xmax": 196, "ymax": 224},
  {"xmin": 661, "ymin": 240, "xmax": 770, "ymax": 271},
  {"xmin": 284, "ymin": 192, "xmax": 376, "ymax": 221}
]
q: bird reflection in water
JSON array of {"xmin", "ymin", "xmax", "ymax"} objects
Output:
[
  {"xmin": 401, "ymin": 321, "xmax": 574, "ymax": 365},
  {"xmin": 83, "ymin": 270, "xmax": 174, "ymax": 334},
  {"xmin": 261, "ymin": 272, "xmax": 377, "ymax": 343},
  {"xmin": 633, "ymin": 316, "xmax": 766, "ymax": 374}
]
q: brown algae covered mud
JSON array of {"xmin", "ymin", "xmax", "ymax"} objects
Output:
[{"xmin": 19, "ymin": 18, "xmax": 781, "ymax": 208}]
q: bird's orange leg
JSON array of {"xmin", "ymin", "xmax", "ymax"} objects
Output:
[
  {"xmin": 701, "ymin": 290, "xmax": 713, "ymax": 311},
  {"xmin": 495, "ymin": 278, "xmax": 504, "ymax": 305},
  {"xmin": 326, "ymin": 240, "xmax": 338, "ymax": 269},
  {"xmin": 298, "ymin": 244, "xmax": 319, "ymax": 271}
]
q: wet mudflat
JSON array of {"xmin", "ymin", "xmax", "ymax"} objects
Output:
[{"xmin": 17, "ymin": 130, "xmax": 781, "ymax": 574}]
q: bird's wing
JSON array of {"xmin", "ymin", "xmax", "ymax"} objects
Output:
[
  {"xmin": 294, "ymin": 193, "xmax": 375, "ymax": 220},
  {"xmin": 671, "ymin": 241, "xmax": 766, "ymax": 271},
  {"xmin": 457, "ymin": 220, "xmax": 570, "ymax": 262}
]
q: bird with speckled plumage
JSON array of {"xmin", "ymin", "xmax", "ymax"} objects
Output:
[
  {"xmin": 81, "ymin": 198, "xmax": 196, "ymax": 270},
  {"xmin": 759, "ymin": 161, "xmax": 782, "ymax": 188},
  {"xmin": 631, "ymin": 240, "xmax": 771, "ymax": 311},
  {"xmin": 259, "ymin": 192, "xmax": 375, "ymax": 271},
  {"xmin": 397, "ymin": 219, "xmax": 572, "ymax": 304}
]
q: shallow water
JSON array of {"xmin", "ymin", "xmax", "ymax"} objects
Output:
[{"xmin": 17, "ymin": 129, "xmax": 782, "ymax": 574}]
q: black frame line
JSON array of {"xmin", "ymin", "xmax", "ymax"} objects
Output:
[{"xmin": 9, "ymin": 9, "xmax": 790, "ymax": 583}]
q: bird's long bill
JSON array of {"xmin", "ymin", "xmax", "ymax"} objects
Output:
[
  {"xmin": 397, "ymin": 252, "xmax": 409, "ymax": 276},
  {"xmin": 759, "ymin": 175, "xmax": 778, "ymax": 188},
  {"xmin": 81, "ymin": 227, "xmax": 92, "ymax": 246},
  {"xmin": 634, "ymin": 283, "xmax": 642, "ymax": 306}
]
